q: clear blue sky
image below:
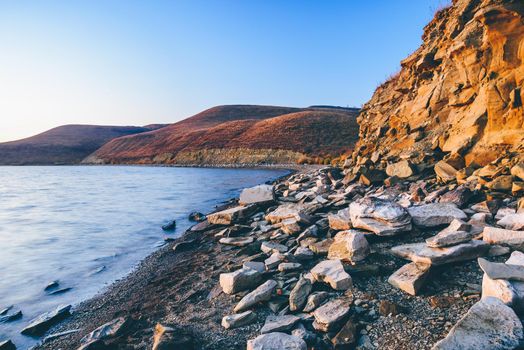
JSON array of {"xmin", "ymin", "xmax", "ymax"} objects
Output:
[{"xmin": 0, "ymin": 0, "xmax": 450, "ymax": 142}]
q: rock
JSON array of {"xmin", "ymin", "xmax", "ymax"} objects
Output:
[
  {"xmin": 188, "ymin": 211, "xmax": 206, "ymax": 222},
  {"xmin": 434, "ymin": 161, "xmax": 458, "ymax": 183},
  {"xmin": 43, "ymin": 329, "xmax": 80, "ymax": 343},
  {"xmin": 440, "ymin": 186, "xmax": 473, "ymax": 208},
  {"xmin": 161, "ymin": 220, "xmax": 176, "ymax": 231},
  {"xmin": 391, "ymin": 241, "xmax": 490, "ymax": 266},
  {"xmin": 152, "ymin": 323, "xmax": 193, "ymax": 350},
  {"xmin": 379, "ymin": 300, "xmax": 401, "ymax": 316},
  {"xmin": 498, "ymin": 213, "xmax": 524, "ymax": 231},
  {"xmin": 265, "ymin": 253, "xmax": 285, "ymax": 270},
  {"xmin": 247, "ymin": 332, "xmax": 307, "ymax": 350},
  {"xmin": 511, "ymin": 162, "xmax": 524, "ymax": 181},
  {"xmin": 44, "ymin": 280, "xmax": 59, "ymax": 291},
  {"xmin": 310, "ymin": 260, "xmax": 352, "ymax": 290},
  {"xmin": 21, "ymin": 304, "xmax": 71, "ymax": 336},
  {"xmin": 407, "ymin": 203, "xmax": 467, "ymax": 228},
  {"xmin": 478, "ymin": 258, "xmax": 524, "ymax": 282},
  {"xmin": 488, "ymin": 175, "xmax": 513, "ymax": 192},
  {"xmin": 80, "ymin": 317, "xmax": 129, "ymax": 346},
  {"xmin": 0, "ymin": 306, "xmax": 12, "ymax": 315},
  {"xmin": 261, "ymin": 241, "xmax": 288, "ymax": 254},
  {"xmin": 426, "ymin": 231, "xmax": 477, "ymax": 248},
  {"xmin": 221, "ymin": 311, "xmax": 256, "ymax": 329},
  {"xmin": 432, "ymin": 297, "xmax": 523, "ymax": 350},
  {"xmin": 471, "ymin": 200, "xmax": 500, "ymax": 215},
  {"xmin": 328, "ymin": 208, "xmax": 352, "ymax": 231},
  {"xmin": 331, "ymin": 318, "xmax": 357, "ymax": 349},
  {"xmin": 220, "ymin": 267, "xmax": 262, "ymax": 295},
  {"xmin": 469, "ymin": 212, "xmax": 491, "ymax": 226},
  {"xmin": 239, "ymin": 184, "xmax": 274, "ymax": 205},
  {"xmin": 359, "ymin": 168, "xmax": 386, "ymax": 186},
  {"xmin": 289, "ymin": 277, "xmax": 313, "ymax": 311},
  {"xmin": 278, "ymin": 263, "xmax": 302, "ymax": 272},
  {"xmin": 313, "ymin": 298, "xmax": 352, "ymax": 332},
  {"xmin": 265, "ymin": 204, "xmax": 314, "ymax": 224},
  {"xmin": 0, "ymin": 310, "xmax": 22, "ymax": 323},
  {"xmin": 219, "ymin": 236, "xmax": 254, "ymax": 247},
  {"xmin": 207, "ymin": 205, "xmax": 255, "ymax": 225},
  {"xmin": 243, "ymin": 261, "xmax": 266, "ymax": 273},
  {"xmin": 234, "ymin": 280, "xmax": 277, "ymax": 312},
  {"xmin": 260, "ymin": 315, "xmax": 301, "ymax": 334},
  {"xmin": 309, "ymin": 239, "xmax": 333, "ymax": 255},
  {"xmin": 386, "ymin": 160, "xmax": 416, "ymax": 178},
  {"xmin": 482, "ymin": 251, "xmax": 524, "ymax": 313},
  {"xmin": 172, "ymin": 239, "xmax": 197, "ymax": 253},
  {"xmin": 483, "ymin": 226, "xmax": 524, "ymax": 250},
  {"xmin": 388, "ymin": 262, "xmax": 431, "ymax": 295},
  {"xmin": 512, "ymin": 181, "xmax": 524, "ymax": 194},
  {"xmin": 291, "ymin": 323, "xmax": 317, "ymax": 345},
  {"xmin": 327, "ymin": 230, "xmax": 370, "ymax": 262},
  {"xmin": 294, "ymin": 247, "xmax": 314, "ymax": 261},
  {"xmin": 303, "ymin": 292, "xmax": 330, "ymax": 312},
  {"xmin": 349, "ymin": 197, "xmax": 412, "ymax": 236},
  {"xmin": 0, "ymin": 340, "xmax": 15, "ymax": 350},
  {"xmin": 488, "ymin": 245, "xmax": 512, "ymax": 256}
]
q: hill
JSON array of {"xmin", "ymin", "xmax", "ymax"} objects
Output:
[
  {"xmin": 85, "ymin": 105, "xmax": 360, "ymax": 165},
  {"xmin": 0, "ymin": 125, "xmax": 161, "ymax": 165}
]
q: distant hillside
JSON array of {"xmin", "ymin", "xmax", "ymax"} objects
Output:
[
  {"xmin": 0, "ymin": 125, "xmax": 159, "ymax": 165},
  {"xmin": 85, "ymin": 105, "xmax": 360, "ymax": 165}
]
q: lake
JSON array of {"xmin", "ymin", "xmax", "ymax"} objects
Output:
[{"xmin": 0, "ymin": 166, "xmax": 288, "ymax": 349}]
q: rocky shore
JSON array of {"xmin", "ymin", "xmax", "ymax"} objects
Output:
[{"xmin": 18, "ymin": 156, "xmax": 523, "ymax": 350}]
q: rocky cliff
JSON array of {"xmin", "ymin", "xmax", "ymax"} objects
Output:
[{"xmin": 354, "ymin": 0, "xmax": 524, "ymax": 168}]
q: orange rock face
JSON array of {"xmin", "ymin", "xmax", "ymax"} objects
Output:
[{"xmin": 355, "ymin": 0, "xmax": 524, "ymax": 167}]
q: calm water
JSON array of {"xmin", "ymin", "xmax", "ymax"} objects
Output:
[{"xmin": 0, "ymin": 166, "xmax": 288, "ymax": 349}]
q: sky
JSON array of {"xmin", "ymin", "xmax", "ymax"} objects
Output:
[{"xmin": 0, "ymin": 0, "xmax": 450, "ymax": 142}]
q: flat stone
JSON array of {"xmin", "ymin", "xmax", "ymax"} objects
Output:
[
  {"xmin": 261, "ymin": 241, "xmax": 288, "ymax": 254},
  {"xmin": 260, "ymin": 315, "xmax": 301, "ymax": 334},
  {"xmin": 303, "ymin": 292, "xmax": 330, "ymax": 312},
  {"xmin": 234, "ymin": 280, "xmax": 277, "ymax": 312},
  {"xmin": 313, "ymin": 298, "xmax": 352, "ymax": 332},
  {"xmin": 388, "ymin": 262, "xmax": 431, "ymax": 295},
  {"xmin": 243, "ymin": 261, "xmax": 266, "ymax": 273},
  {"xmin": 426, "ymin": 230, "xmax": 478, "ymax": 248},
  {"xmin": 265, "ymin": 252, "xmax": 285, "ymax": 270},
  {"xmin": 247, "ymin": 332, "xmax": 307, "ymax": 350},
  {"xmin": 349, "ymin": 197, "xmax": 412, "ymax": 236},
  {"xmin": 265, "ymin": 204, "xmax": 312, "ymax": 224},
  {"xmin": 483, "ymin": 226, "xmax": 524, "ymax": 250},
  {"xmin": 327, "ymin": 230, "xmax": 370, "ymax": 262},
  {"xmin": 434, "ymin": 161, "xmax": 458, "ymax": 183},
  {"xmin": 310, "ymin": 260, "xmax": 352, "ymax": 290},
  {"xmin": 289, "ymin": 277, "xmax": 313, "ymax": 312},
  {"xmin": 43, "ymin": 329, "xmax": 80, "ymax": 343},
  {"xmin": 309, "ymin": 239, "xmax": 333, "ymax": 255},
  {"xmin": 328, "ymin": 208, "xmax": 352, "ymax": 231},
  {"xmin": 221, "ymin": 311, "xmax": 256, "ymax": 329},
  {"xmin": 391, "ymin": 241, "xmax": 490, "ymax": 266},
  {"xmin": 294, "ymin": 247, "xmax": 314, "ymax": 261},
  {"xmin": 207, "ymin": 205, "xmax": 255, "ymax": 225},
  {"xmin": 278, "ymin": 262, "xmax": 302, "ymax": 272},
  {"xmin": 432, "ymin": 297, "xmax": 523, "ymax": 350},
  {"xmin": 478, "ymin": 258, "xmax": 524, "ymax": 282},
  {"xmin": 386, "ymin": 160, "xmax": 416, "ymax": 178},
  {"xmin": 482, "ymin": 251, "xmax": 524, "ymax": 313},
  {"xmin": 220, "ymin": 267, "xmax": 262, "ymax": 294},
  {"xmin": 498, "ymin": 213, "xmax": 524, "ymax": 231},
  {"xmin": 407, "ymin": 203, "xmax": 467, "ymax": 228},
  {"xmin": 281, "ymin": 218, "xmax": 302, "ymax": 235},
  {"xmin": 80, "ymin": 317, "xmax": 129, "ymax": 345},
  {"xmin": 21, "ymin": 304, "xmax": 71, "ymax": 336},
  {"xmin": 219, "ymin": 236, "xmax": 254, "ymax": 247},
  {"xmin": 239, "ymin": 184, "xmax": 274, "ymax": 205}
]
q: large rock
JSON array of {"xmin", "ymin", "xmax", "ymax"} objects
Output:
[
  {"xmin": 239, "ymin": 184, "xmax": 274, "ymax": 205},
  {"xmin": 312, "ymin": 298, "xmax": 352, "ymax": 332},
  {"xmin": 388, "ymin": 262, "xmax": 431, "ymax": 295},
  {"xmin": 328, "ymin": 208, "xmax": 352, "ymax": 231},
  {"xmin": 498, "ymin": 213, "xmax": 524, "ymax": 231},
  {"xmin": 234, "ymin": 280, "xmax": 277, "ymax": 312},
  {"xmin": 289, "ymin": 277, "xmax": 312, "ymax": 312},
  {"xmin": 260, "ymin": 315, "xmax": 300, "ymax": 334},
  {"xmin": 327, "ymin": 230, "xmax": 370, "ymax": 262},
  {"xmin": 432, "ymin": 297, "xmax": 523, "ymax": 350},
  {"xmin": 220, "ymin": 267, "xmax": 262, "ymax": 294},
  {"xmin": 386, "ymin": 160, "xmax": 416, "ymax": 178},
  {"xmin": 391, "ymin": 241, "xmax": 490, "ymax": 266},
  {"xmin": 349, "ymin": 197, "xmax": 412, "ymax": 236},
  {"xmin": 21, "ymin": 304, "xmax": 71, "ymax": 336},
  {"xmin": 207, "ymin": 205, "xmax": 255, "ymax": 225},
  {"xmin": 310, "ymin": 260, "xmax": 352, "ymax": 290},
  {"xmin": 483, "ymin": 226, "xmax": 524, "ymax": 250},
  {"xmin": 247, "ymin": 332, "xmax": 307, "ymax": 350},
  {"xmin": 482, "ymin": 251, "xmax": 524, "ymax": 313},
  {"xmin": 478, "ymin": 258, "xmax": 524, "ymax": 282},
  {"xmin": 221, "ymin": 311, "xmax": 256, "ymax": 329},
  {"xmin": 407, "ymin": 203, "xmax": 467, "ymax": 228}
]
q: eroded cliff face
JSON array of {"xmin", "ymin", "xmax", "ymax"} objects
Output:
[{"xmin": 354, "ymin": 0, "xmax": 524, "ymax": 168}]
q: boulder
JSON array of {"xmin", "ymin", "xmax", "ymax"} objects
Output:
[
  {"xmin": 289, "ymin": 277, "xmax": 313, "ymax": 312},
  {"xmin": 391, "ymin": 241, "xmax": 490, "ymax": 266},
  {"xmin": 266, "ymin": 204, "xmax": 314, "ymax": 224},
  {"xmin": 234, "ymin": 280, "xmax": 277, "ymax": 312},
  {"xmin": 386, "ymin": 160, "xmax": 416, "ymax": 178},
  {"xmin": 80, "ymin": 317, "xmax": 129, "ymax": 346},
  {"xmin": 498, "ymin": 213, "xmax": 524, "ymax": 231},
  {"xmin": 247, "ymin": 332, "xmax": 307, "ymax": 350},
  {"xmin": 207, "ymin": 205, "xmax": 255, "ymax": 225},
  {"xmin": 478, "ymin": 258, "xmax": 524, "ymax": 282},
  {"xmin": 219, "ymin": 236, "xmax": 254, "ymax": 247},
  {"xmin": 483, "ymin": 226, "xmax": 524, "ymax": 250},
  {"xmin": 260, "ymin": 315, "xmax": 300, "ymax": 334},
  {"xmin": 219, "ymin": 267, "xmax": 262, "ymax": 294},
  {"xmin": 328, "ymin": 208, "xmax": 352, "ymax": 231},
  {"xmin": 239, "ymin": 184, "xmax": 274, "ymax": 205},
  {"xmin": 327, "ymin": 230, "xmax": 370, "ymax": 262},
  {"xmin": 432, "ymin": 297, "xmax": 523, "ymax": 350},
  {"xmin": 21, "ymin": 304, "xmax": 71, "ymax": 336},
  {"xmin": 310, "ymin": 260, "xmax": 352, "ymax": 290},
  {"xmin": 488, "ymin": 176, "xmax": 513, "ymax": 192},
  {"xmin": 349, "ymin": 197, "xmax": 412, "ymax": 236},
  {"xmin": 434, "ymin": 161, "xmax": 458, "ymax": 183},
  {"xmin": 407, "ymin": 203, "xmax": 467, "ymax": 228},
  {"xmin": 312, "ymin": 298, "xmax": 352, "ymax": 332},
  {"xmin": 221, "ymin": 311, "xmax": 256, "ymax": 329},
  {"xmin": 388, "ymin": 262, "xmax": 431, "ymax": 295},
  {"xmin": 261, "ymin": 241, "xmax": 288, "ymax": 254}
]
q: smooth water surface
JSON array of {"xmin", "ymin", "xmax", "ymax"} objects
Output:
[{"xmin": 0, "ymin": 166, "xmax": 288, "ymax": 349}]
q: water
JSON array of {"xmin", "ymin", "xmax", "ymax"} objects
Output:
[{"xmin": 0, "ymin": 165, "xmax": 288, "ymax": 349}]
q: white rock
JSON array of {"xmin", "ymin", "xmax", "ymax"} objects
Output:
[
  {"xmin": 407, "ymin": 203, "xmax": 467, "ymax": 228},
  {"xmin": 239, "ymin": 185, "xmax": 274, "ymax": 205},
  {"xmin": 207, "ymin": 205, "xmax": 255, "ymax": 225},
  {"xmin": 349, "ymin": 197, "xmax": 412, "ymax": 236},
  {"xmin": 265, "ymin": 204, "xmax": 313, "ymax": 224},
  {"xmin": 388, "ymin": 262, "xmax": 431, "ymax": 296},
  {"xmin": 247, "ymin": 332, "xmax": 307, "ymax": 350},
  {"xmin": 432, "ymin": 297, "xmax": 523, "ymax": 350},
  {"xmin": 498, "ymin": 213, "xmax": 524, "ymax": 231},
  {"xmin": 391, "ymin": 241, "xmax": 490, "ymax": 266},
  {"xmin": 483, "ymin": 226, "xmax": 524, "ymax": 250},
  {"xmin": 265, "ymin": 252, "xmax": 286, "ymax": 270},
  {"xmin": 294, "ymin": 247, "xmax": 314, "ymax": 261},
  {"xmin": 312, "ymin": 298, "xmax": 352, "ymax": 332},
  {"xmin": 260, "ymin": 315, "xmax": 300, "ymax": 334},
  {"xmin": 278, "ymin": 262, "xmax": 302, "ymax": 272},
  {"xmin": 221, "ymin": 311, "xmax": 256, "ymax": 329},
  {"xmin": 219, "ymin": 267, "xmax": 262, "ymax": 295},
  {"xmin": 261, "ymin": 241, "xmax": 288, "ymax": 254},
  {"xmin": 478, "ymin": 258, "xmax": 524, "ymax": 281},
  {"xmin": 243, "ymin": 261, "xmax": 266, "ymax": 273},
  {"xmin": 310, "ymin": 260, "xmax": 352, "ymax": 290},
  {"xmin": 426, "ymin": 230, "xmax": 477, "ymax": 248},
  {"xmin": 234, "ymin": 280, "xmax": 277, "ymax": 312},
  {"xmin": 327, "ymin": 230, "xmax": 370, "ymax": 262}
]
